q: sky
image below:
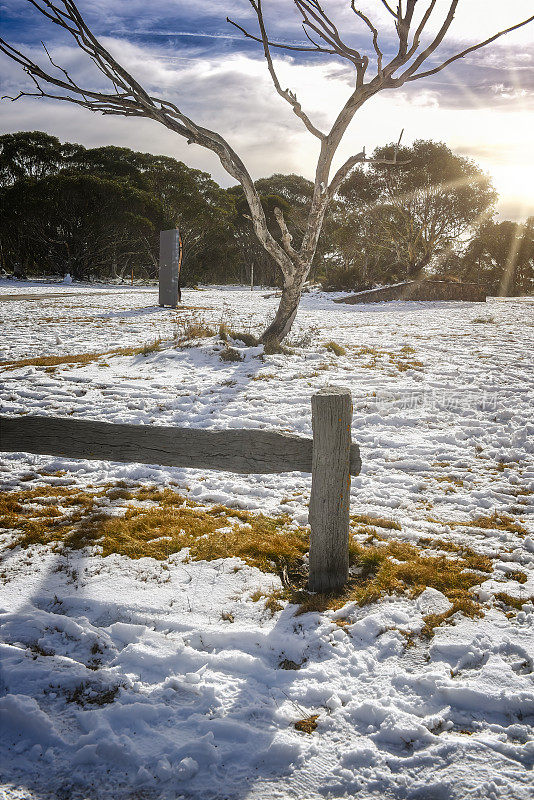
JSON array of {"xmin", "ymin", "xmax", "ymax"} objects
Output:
[{"xmin": 0, "ymin": 0, "xmax": 533, "ymax": 220}]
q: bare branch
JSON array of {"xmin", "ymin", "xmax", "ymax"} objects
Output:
[
  {"xmin": 393, "ymin": 0, "xmax": 460, "ymax": 82},
  {"xmin": 328, "ymin": 141, "xmax": 410, "ymax": 198},
  {"xmin": 350, "ymin": 3, "xmax": 383, "ymax": 76},
  {"xmin": 274, "ymin": 207, "xmax": 299, "ymax": 259},
  {"xmin": 226, "ymin": 16, "xmax": 335, "ymax": 54},
  {"xmin": 247, "ymin": 0, "xmax": 326, "ymax": 140},
  {"xmin": 328, "ymin": 150, "xmax": 366, "ymax": 197},
  {"xmin": 229, "ymin": 0, "xmax": 367, "ymax": 76},
  {"xmin": 379, "ymin": 1, "xmax": 397, "ymax": 19},
  {"xmin": 410, "ymin": 1, "xmax": 438, "ymax": 54},
  {"xmin": 394, "ymin": 128, "xmax": 404, "ymax": 162},
  {"xmin": 405, "ymin": 13, "xmax": 534, "ymax": 82},
  {"xmin": 295, "ymin": 0, "xmax": 366, "ymax": 69}
]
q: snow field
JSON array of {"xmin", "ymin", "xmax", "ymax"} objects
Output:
[{"xmin": 0, "ymin": 282, "xmax": 533, "ymax": 799}]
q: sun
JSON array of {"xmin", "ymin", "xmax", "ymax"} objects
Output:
[{"xmin": 490, "ymin": 164, "xmax": 534, "ymax": 220}]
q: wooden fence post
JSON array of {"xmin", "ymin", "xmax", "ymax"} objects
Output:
[{"xmin": 308, "ymin": 387, "xmax": 352, "ymax": 592}]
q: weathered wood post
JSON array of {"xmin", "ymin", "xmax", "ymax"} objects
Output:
[{"xmin": 308, "ymin": 387, "xmax": 352, "ymax": 592}]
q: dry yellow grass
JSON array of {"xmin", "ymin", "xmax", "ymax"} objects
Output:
[
  {"xmin": 0, "ymin": 485, "xmax": 308, "ymax": 573},
  {"xmin": 493, "ymin": 592, "xmax": 532, "ymax": 612},
  {"xmin": 324, "ymin": 341, "xmax": 346, "ymax": 356},
  {"xmin": 429, "ymin": 511, "xmax": 529, "ymax": 537},
  {"xmin": 0, "ymin": 340, "xmax": 165, "ymax": 372},
  {"xmin": 465, "ymin": 512, "xmax": 528, "ymax": 536},
  {"xmin": 294, "ymin": 715, "xmax": 319, "ymax": 734},
  {"xmin": 351, "ymin": 513, "xmax": 401, "ymax": 531},
  {"xmin": 292, "ymin": 535, "xmax": 492, "ymax": 629},
  {"xmin": 351, "ymin": 344, "xmax": 423, "ymax": 372},
  {"xmin": 2, "ymin": 483, "xmax": 513, "ymax": 636},
  {"xmin": 219, "ymin": 324, "xmax": 258, "ymax": 347}
]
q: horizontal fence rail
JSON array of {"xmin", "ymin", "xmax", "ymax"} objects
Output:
[{"xmin": 0, "ymin": 414, "xmax": 361, "ymax": 477}]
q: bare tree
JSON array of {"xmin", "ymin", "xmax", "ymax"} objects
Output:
[{"xmin": 1, "ymin": 1, "xmax": 532, "ymax": 343}]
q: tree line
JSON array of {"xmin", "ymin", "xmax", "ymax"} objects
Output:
[{"xmin": 1, "ymin": 131, "xmax": 532, "ymax": 296}]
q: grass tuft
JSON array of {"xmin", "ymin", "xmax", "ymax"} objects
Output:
[
  {"xmin": 219, "ymin": 324, "xmax": 258, "ymax": 347},
  {"xmin": 219, "ymin": 346, "xmax": 243, "ymax": 363},
  {"xmin": 175, "ymin": 320, "xmax": 216, "ymax": 341},
  {"xmin": 351, "ymin": 513, "xmax": 401, "ymax": 531},
  {"xmin": 263, "ymin": 341, "xmax": 293, "ymax": 355},
  {"xmin": 324, "ymin": 341, "xmax": 346, "ymax": 356},
  {"xmin": 137, "ymin": 338, "xmax": 163, "ymax": 356},
  {"xmin": 294, "ymin": 715, "xmax": 319, "ymax": 734},
  {"xmin": 461, "ymin": 512, "xmax": 528, "ymax": 536},
  {"xmin": 494, "ymin": 592, "xmax": 534, "ymax": 612}
]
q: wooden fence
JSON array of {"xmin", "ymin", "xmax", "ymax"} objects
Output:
[{"xmin": 0, "ymin": 387, "xmax": 360, "ymax": 591}]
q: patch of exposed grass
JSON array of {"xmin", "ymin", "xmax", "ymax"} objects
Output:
[
  {"xmin": 351, "ymin": 513, "xmax": 401, "ymax": 531},
  {"xmin": 352, "ymin": 345, "xmax": 384, "ymax": 368},
  {"xmin": 0, "ymin": 339, "xmax": 167, "ymax": 372},
  {"xmin": 390, "ymin": 346, "xmax": 424, "ymax": 372},
  {"xmin": 137, "ymin": 337, "xmax": 163, "ymax": 356},
  {"xmin": 472, "ymin": 316, "xmax": 495, "ymax": 324},
  {"xmin": 417, "ymin": 538, "xmax": 493, "ymax": 573},
  {"xmin": 250, "ymin": 588, "xmax": 285, "ymax": 615},
  {"xmin": 294, "ymin": 715, "xmax": 319, "ymax": 734},
  {"xmin": 458, "ymin": 512, "xmax": 528, "ymax": 536},
  {"xmin": 324, "ymin": 340, "xmax": 346, "ymax": 356},
  {"xmin": 468, "ymin": 512, "xmax": 528, "ymax": 536},
  {"xmin": 65, "ymin": 682, "xmax": 119, "ymax": 707},
  {"xmin": 428, "ymin": 511, "xmax": 529, "ymax": 537},
  {"xmin": 494, "ymin": 592, "xmax": 534, "ymax": 617},
  {"xmin": 351, "ymin": 345, "xmax": 423, "ymax": 372},
  {"xmin": 2, "ymin": 485, "xmax": 308, "ymax": 576},
  {"xmin": 3, "ymin": 483, "xmax": 504, "ymax": 638},
  {"xmin": 1, "ymin": 352, "xmax": 108, "ymax": 371},
  {"xmin": 435, "ymin": 475, "xmax": 465, "ymax": 489},
  {"xmin": 219, "ymin": 346, "xmax": 243, "ymax": 363},
  {"xmin": 279, "ymin": 658, "xmax": 302, "ymax": 670},
  {"xmin": 0, "ymin": 485, "xmax": 107, "ymax": 548},
  {"xmin": 174, "ymin": 318, "xmax": 216, "ymax": 342},
  {"xmin": 219, "ymin": 324, "xmax": 258, "ymax": 347},
  {"xmin": 294, "ymin": 535, "xmax": 491, "ymax": 624},
  {"xmin": 507, "ymin": 570, "xmax": 528, "ymax": 584},
  {"xmin": 493, "ymin": 592, "xmax": 534, "ymax": 613}
]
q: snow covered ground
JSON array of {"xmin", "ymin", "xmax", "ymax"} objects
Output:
[{"xmin": 1, "ymin": 281, "xmax": 533, "ymax": 799}]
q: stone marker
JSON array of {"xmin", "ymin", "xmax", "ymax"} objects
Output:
[{"xmin": 159, "ymin": 229, "xmax": 182, "ymax": 307}]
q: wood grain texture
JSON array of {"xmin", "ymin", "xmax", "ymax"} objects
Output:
[
  {"xmin": 0, "ymin": 415, "xmax": 361, "ymax": 476},
  {"xmin": 308, "ymin": 387, "xmax": 353, "ymax": 592}
]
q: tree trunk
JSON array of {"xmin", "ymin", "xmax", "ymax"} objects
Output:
[
  {"xmin": 407, "ymin": 251, "xmax": 431, "ymax": 279},
  {"xmin": 260, "ymin": 274, "xmax": 306, "ymax": 345}
]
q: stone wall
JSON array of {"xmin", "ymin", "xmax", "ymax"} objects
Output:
[{"xmin": 334, "ymin": 280, "xmax": 486, "ymax": 304}]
